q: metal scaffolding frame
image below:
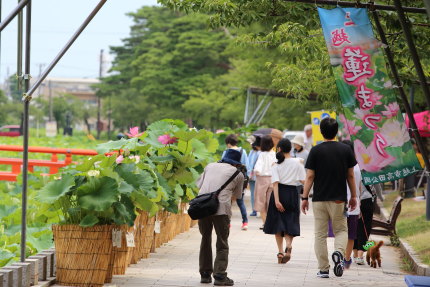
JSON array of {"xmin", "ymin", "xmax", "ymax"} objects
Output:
[{"xmin": 0, "ymin": 0, "xmax": 107, "ymax": 262}]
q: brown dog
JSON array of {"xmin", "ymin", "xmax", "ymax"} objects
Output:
[{"xmin": 366, "ymin": 240, "xmax": 383, "ymax": 268}]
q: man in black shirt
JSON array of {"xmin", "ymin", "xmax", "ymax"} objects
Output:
[{"xmin": 301, "ymin": 118, "xmax": 357, "ymax": 279}]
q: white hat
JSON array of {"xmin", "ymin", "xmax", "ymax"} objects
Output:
[
  {"xmin": 304, "ymin": 124, "xmax": 312, "ymax": 131},
  {"xmin": 247, "ymin": 135, "xmax": 256, "ymax": 144},
  {"xmin": 291, "ymin": 135, "xmax": 305, "ymax": 147}
]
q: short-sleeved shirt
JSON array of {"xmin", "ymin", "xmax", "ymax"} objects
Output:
[
  {"xmin": 197, "ymin": 162, "xmax": 245, "ymax": 217},
  {"xmin": 271, "ymin": 158, "xmax": 306, "ymax": 186},
  {"xmin": 254, "ymin": 151, "xmax": 277, "ymax": 176},
  {"xmin": 305, "ymin": 141, "xmax": 357, "ymax": 202}
]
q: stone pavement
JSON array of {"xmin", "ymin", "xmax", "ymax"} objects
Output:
[{"xmin": 109, "ymin": 194, "xmax": 407, "ymax": 287}]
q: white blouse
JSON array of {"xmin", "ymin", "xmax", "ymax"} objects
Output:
[
  {"xmin": 347, "ymin": 164, "xmax": 362, "ymax": 215},
  {"xmin": 271, "ymin": 158, "xmax": 306, "ymax": 186},
  {"xmin": 254, "ymin": 151, "xmax": 277, "ymax": 176}
]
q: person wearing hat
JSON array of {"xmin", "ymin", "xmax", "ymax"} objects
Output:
[
  {"xmin": 291, "ymin": 135, "xmax": 309, "ymax": 166},
  {"xmin": 197, "ymin": 149, "xmax": 245, "ymax": 286}
]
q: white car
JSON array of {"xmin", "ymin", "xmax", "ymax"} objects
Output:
[{"xmin": 283, "ymin": 130, "xmax": 305, "ymax": 141}]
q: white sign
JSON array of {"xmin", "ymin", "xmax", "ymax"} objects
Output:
[
  {"xmin": 112, "ymin": 229, "xmax": 122, "ymax": 248},
  {"xmin": 126, "ymin": 232, "xmax": 135, "ymax": 247},
  {"xmin": 45, "ymin": 121, "xmax": 57, "ymax": 137},
  {"xmin": 154, "ymin": 221, "xmax": 161, "ymax": 234}
]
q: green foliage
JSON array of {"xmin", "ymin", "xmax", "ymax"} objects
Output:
[
  {"xmin": 159, "ymin": 0, "xmax": 429, "ymax": 113},
  {"xmin": 36, "ymin": 119, "xmax": 217, "ymax": 228}
]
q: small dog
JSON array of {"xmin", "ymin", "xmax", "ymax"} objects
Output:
[{"xmin": 366, "ymin": 240, "xmax": 383, "ymax": 268}]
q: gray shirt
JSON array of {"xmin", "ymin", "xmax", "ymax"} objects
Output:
[{"xmin": 197, "ymin": 162, "xmax": 245, "ymax": 217}]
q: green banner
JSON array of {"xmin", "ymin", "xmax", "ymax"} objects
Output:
[{"xmin": 318, "ymin": 7, "xmax": 422, "ymax": 185}]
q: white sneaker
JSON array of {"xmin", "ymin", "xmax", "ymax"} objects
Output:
[{"xmin": 355, "ymin": 257, "xmax": 365, "ymax": 265}]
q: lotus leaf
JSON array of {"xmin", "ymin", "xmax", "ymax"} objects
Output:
[
  {"xmin": 38, "ymin": 174, "xmax": 75, "ymax": 203},
  {"xmin": 77, "ymin": 177, "xmax": 119, "ymax": 212}
]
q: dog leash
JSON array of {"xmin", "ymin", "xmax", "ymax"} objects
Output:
[{"xmin": 360, "ymin": 211, "xmax": 375, "ymax": 250}]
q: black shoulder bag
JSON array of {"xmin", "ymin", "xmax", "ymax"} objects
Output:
[{"xmin": 188, "ymin": 169, "xmax": 240, "ymax": 220}]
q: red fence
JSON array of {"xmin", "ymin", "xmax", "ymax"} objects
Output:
[{"xmin": 0, "ymin": 145, "xmax": 98, "ymax": 181}]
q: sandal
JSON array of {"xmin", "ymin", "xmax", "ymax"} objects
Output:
[
  {"xmin": 277, "ymin": 253, "xmax": 284, "ymax": 264},
  {"xmin": 282, "ymin": 247, "xmax": 292, "ymax": 263}
]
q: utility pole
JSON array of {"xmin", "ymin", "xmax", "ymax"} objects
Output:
[
  {"xmin": 37, "ymin": 63, "xmax": 44, "ymax": 96},
  {"xmin": 97, "ymin": 49, "xmax": 103, "ymax": 139},
  {"xmin": 48, "ymin": 79, "xmax": 53, "ymax": 121}
]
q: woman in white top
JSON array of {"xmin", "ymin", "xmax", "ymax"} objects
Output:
[
  {"xmin": 263, "ymin": 139, "xmax": 305, "ymax": 264},
  {"xmin": 254, "ymin": 135, "xmax": 277, "ymax": 228}
]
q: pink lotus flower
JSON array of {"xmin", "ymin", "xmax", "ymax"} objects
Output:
[
  {"xmin": 354, "ymin": 108, "xmax": 370, "ymax": 121},
  {"xmin": 381, "ymin": 102, "xmax": 400, "ymax": 119},
  {"xmin": 116, "ymin": 155, "xmax": 124, "ymax": 164},
  {"xmin": 158, "ymin": 134, "xmax": 178, "ymax": 145},
  {"xmin": 339, "ymin": 114, "xmax": 362, "ymax": 136},
  {"xmin": 354, "ymin": 139, "xmax": 395, "ymax": 172},
  {"xmin": 380, "ymin": 120, "xmax": 409, "ymax": 147},
  {"xmin": 126, "ymin": 127, "xmax": 144, "ymax": 138}
]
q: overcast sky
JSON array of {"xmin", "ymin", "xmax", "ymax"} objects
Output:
[{"xmin": 0, "ymin": 0, "xmax": 158, "ymax": 82}]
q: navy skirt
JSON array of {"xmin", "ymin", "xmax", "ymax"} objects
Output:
[{"xmin": 263, "ymin": 184, "xmax": 300, "ymax": 237}]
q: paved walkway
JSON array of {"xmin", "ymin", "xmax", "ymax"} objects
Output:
[{"xmin": 109, "ymin": 195, "xmax": 407, "ymax": 287}]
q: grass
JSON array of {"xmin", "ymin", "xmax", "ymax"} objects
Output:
[{"xmin": 383, "ymin": 191, "xmax": 430, "ymax": 265}]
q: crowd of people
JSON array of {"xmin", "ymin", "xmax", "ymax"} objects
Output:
[{"xmin": 195, "ymin": 118, "xmax": 376, "ymax": 286}]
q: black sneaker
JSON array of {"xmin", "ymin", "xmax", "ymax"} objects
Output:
[
  {"xmin": 214, "ymin": 276, "xmax": 234, "ymax": 286},
  {"xmin": 332, "ymin": 251, "xmax": 344, "ymax": 277},
  {"xmin": 200, "ymin": 272, "xmax": 212, "ymax": 284},
  {"xmin": 317, "ymin": 271, "xmax": 329, "ymax": 278}
]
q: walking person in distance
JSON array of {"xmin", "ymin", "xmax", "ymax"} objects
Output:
[
  {"xmin": 197, "ymin": 149, "xmax": 245, "ymax": 286},
  {"xmin": 301, "ymin": 118, "xmax": 357, "ymax": 278},
  {"xmin": 254, "ymin": 135, "xmax": 277, "ymax": 229},
  {"xmin": 222, "ymin": 134, "xmax": 249, "ymax": 230}
]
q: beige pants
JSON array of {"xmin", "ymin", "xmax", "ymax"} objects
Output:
[
  {"xmin": 313, "ymin": 201, "xmax": 348, "ymax": 272},
  {"xmin": 254, "ymin": 175, "xmax": 272, "ymax": 213}
]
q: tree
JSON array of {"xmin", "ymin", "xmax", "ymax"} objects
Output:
[
  {"xmin": 159, "ymin": 0, "xmax": 430, "ymax": 112},
  {"xmin": 98, "ymin": 7, "xmax": 231, "ymax": 130}
]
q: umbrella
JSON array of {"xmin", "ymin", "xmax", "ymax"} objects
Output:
[
  {"xmin": 405, "ymin": 111, "xmax": 430, "ymax": 137},
  {"xmin": 252, "ymin": 128, "xmax": 283, "ymax": 147}
]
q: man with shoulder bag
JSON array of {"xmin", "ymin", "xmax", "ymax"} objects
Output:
[{"xmin": 196, "ymin": 149, "xmax": 245, "ymax": 286}]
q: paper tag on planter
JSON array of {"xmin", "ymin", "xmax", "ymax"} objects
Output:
[
  {"xmin": 154, "ymin": 221, "xmax": 161, "ymax": 234},
  {"xmin": 112, "ymin": 229, "xmax": 122, "ymax": 248},
  {"xmin": 126, "ymin": 232, "xmax": 135, "ymax": 247}
]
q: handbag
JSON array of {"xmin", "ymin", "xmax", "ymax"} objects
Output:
[{"xmin": 188, "ymin": 169, "xmax": 240, "ymax": 220}]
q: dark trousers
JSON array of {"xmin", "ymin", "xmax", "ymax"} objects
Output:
[
  {"xmin": 236, "ymin": 198, "xmax": 248, "ymax": 223},
  {"xmin": 199, "ymin": 215, "xmax": 230, "ymax": 278},
  {"xmin": 354, "ymin": 198, "xmax": 374, "ymax": 251}
]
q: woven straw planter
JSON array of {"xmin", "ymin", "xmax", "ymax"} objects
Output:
[
  {"xmin": 112, "ymin": 225, "xmax": 133, "ymax": 275},
  {"xmin": 142, "ymin": 215, "xmax": 155, "ymax": 258},
  {"xmin": 53, "ymin": 224, "xmax": 113, "ymax": 287}
]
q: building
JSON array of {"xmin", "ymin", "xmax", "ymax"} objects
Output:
[{"xmin": 31, "ymin": 77, "xmax": 107, "ymax": 132}]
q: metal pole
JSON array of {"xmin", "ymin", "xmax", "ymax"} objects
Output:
[
  {"xmin": 393, "ymin": 0, "xmax": 430, "ymax": 110},
  {"xmin": 24, "ymin": 0, "xmax": 108, "ymax": 99},
  {"xmin": 97, "ymin": 49, "xmax": 103, "ymax": 139},
  {"xmin": 244, "ymin": 88, "xmax": 251, "ymax": 124},
  {"xmin": 372, "ymin": 11, "xmax": 430, "ymax": 172},
  {"xmin": 373, "ymin": 11, "xmax": 430, "ymax": 220},
  {"xmin": 16, "ymin": 0, "xmax": 23, "ymax": 97},
  {"xmin": 48, "ymin": 80, "xmax": 53, "ymax": 121},
  {"xmin": 246, "ymin": 93, "xmax": 268, "ymax": 126},
  {"xmin": 283, "ymin": 0, "xmax": 427, "ymax": 14},
  {"xmin": 20, "ymin": 0, "xmax": 30, "ymax": 263},
  {"xmin": 107, "ymin": 95, "xmax": 111, "ymax": 140},
  {"xmin": 0, "ymin": 0, "xmax": 28, "ymax": 32}
]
